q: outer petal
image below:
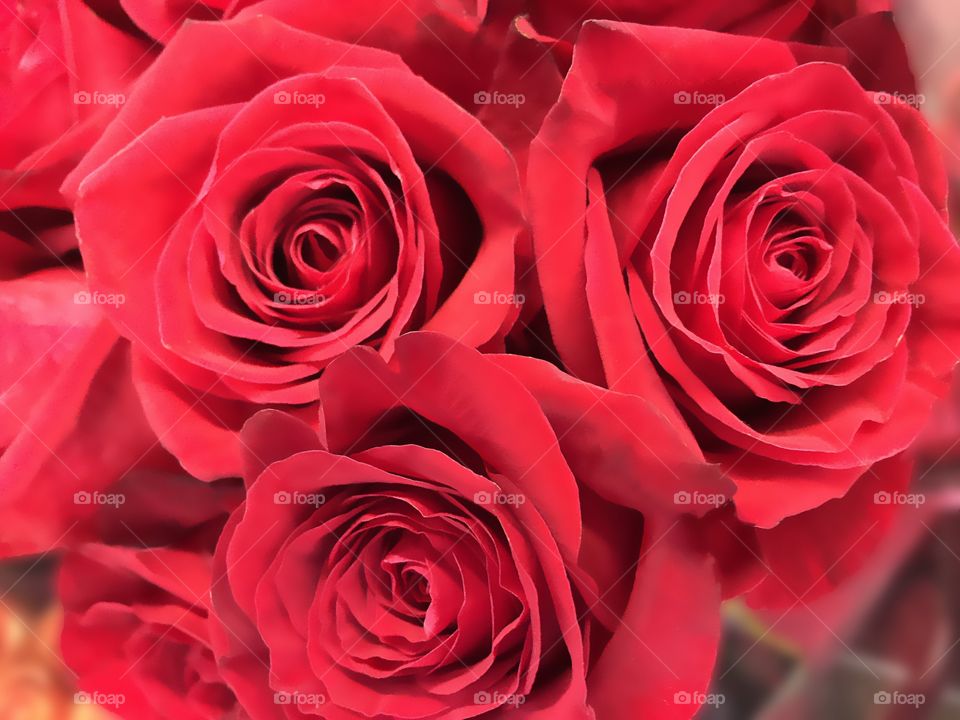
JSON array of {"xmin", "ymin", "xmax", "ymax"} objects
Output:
[
  {"xmin": 586, "ymin": 518, "xmax": 722, "ymax": 720},
  {"xmin": 0, "ymin": 271, "xmax": 161, "ymax": 556},
  {"xmin": 490, "ymin": 354, "xmax": 732, "ymax": 515}
]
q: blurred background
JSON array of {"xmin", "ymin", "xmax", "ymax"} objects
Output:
[
  {"xmin": 3, "ymin": 2, "xmax": 960, "ymax": 719},
  {"xmin": 702, "ymin": 2, "xmax": 960, "ymax": 718}
]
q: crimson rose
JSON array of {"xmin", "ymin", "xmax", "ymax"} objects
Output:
[
  {"xmin": 529, "ymin": 24, "xmax": 960, "ymax": 538},
  {"xmin": 67, "ymin": 15, "xmax": 523, "ymax": 481},
  {"xmin": 0, "ymin": 270, "xmax": 171, "ymax": 557},
  {"xmin": 59, "ymin": 470, "xmax": 242, "ymax": 718},
  {"xmin": 210, "ymin": 332, "xmax": 725, "ymax": 720},
  {"xmin": 0, "ymin": 0, "xmax": 153, "ymax": 202},
  {"xmin": 61, "ymin": 543, "xmax": 238, "ymax": 719}
]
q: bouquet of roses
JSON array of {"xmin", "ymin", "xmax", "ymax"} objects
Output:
[{"xmin": 0, "ymin": 0, "xmax": 956, "ymax": 718}]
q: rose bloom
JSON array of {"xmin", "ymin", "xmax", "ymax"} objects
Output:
[
  {"xmin": 60, "ymin": 477, "xmax": 242, "ymax": 720},
  {"xmin": 0, "ymin": 276, "xmax": 169, "ymax": 557},
  {"xmin": 61, "ymin": 544, "xmax": 238, "ymax": 720},
  {"xmin": 0, "ymin": 0, "xmax": 153, "ymax": 204},
  {"xmin": 66, "ymin": 14, "xmax": 523, "ymax": 482},
  {"xmin": 211, "ymin": 332, "xmax": 726, "ymax": 719},
  {"xmin": 528, "ymin": 22, "xmax": 960, "ymax": 592},
  {"xmin": 0, "ymin": 287, "xmax": 218, "ymax": 560}
]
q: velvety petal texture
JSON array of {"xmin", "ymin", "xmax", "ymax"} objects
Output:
[
  {"xmin": 69, "ymin": 15, "xmax": 524, "ymax": 481},
  {"xmin": 530, "ymin": 21, "xmax": 960, "ymax": 534},
  {"xmin": 61, "ymin": 540, "xmax": 241, "ymax": 720},
  {"xmin": 0, "ymin": 4, "xmax": 948, "ymax": 720},
  {"xmin": 0, "ymin": 269, "xmax": 168, "ymax": 557},
  {"xmin": 0, "ymin": 0, "xmax": 154, "ymax": 204},
  {"xmin": 209, "ymin": 333, "xmax": 722, "ymax": 720}
]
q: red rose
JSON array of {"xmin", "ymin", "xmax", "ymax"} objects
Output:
[
  {"xmin": 59, "ymin": 471, "xmax": 241, "ymax": 718},
  {"xmin": 66, "ymin": 15, "xmax": 523, "ymax": 481},
  {"xmin": 61, "ymin": 543, "xmax": 238, "ymax": 719},
  {"xmin": 0, "ymin": 269, "xmax": 169, "ymax": 557},
  {"xmin": 210, "ymin": 332, "xmax": 724, "ymax": 720},
  {"xmin": 0, "ymin": 8, "xmax": 155, "ymax": 518},
  {"xmin": 0, "ymin": 0, "xmax": 153, "ymax": 203},
  {"xmin": 529, "ymin": 24, "xmax": 960, "ymax": 532}
]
